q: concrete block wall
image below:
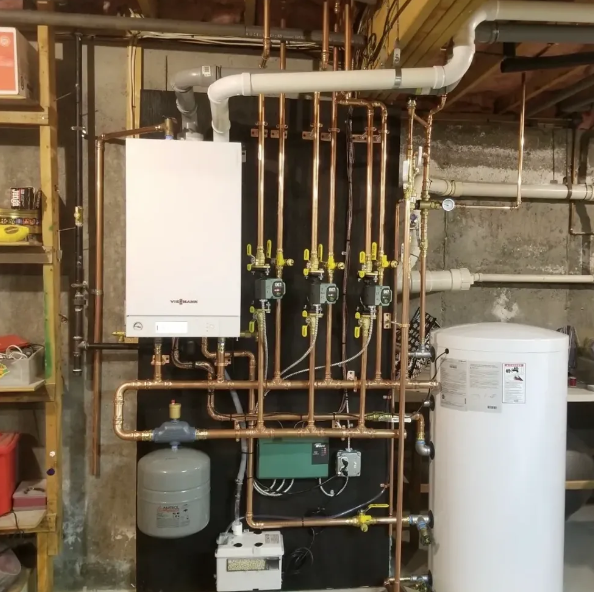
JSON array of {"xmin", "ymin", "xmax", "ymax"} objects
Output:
[{"xmin": 0, "ymin": 40, "xmax": 592, "ymax": 590}]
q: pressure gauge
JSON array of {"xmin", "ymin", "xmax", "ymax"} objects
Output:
[{"xmin": 442, "ymin": 198, "xmax": 456, "ymax": 212}]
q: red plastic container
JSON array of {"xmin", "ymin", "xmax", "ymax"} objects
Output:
[{"xmin": 0, "ymin": 433, "xmax": 19, "ymax": 516}]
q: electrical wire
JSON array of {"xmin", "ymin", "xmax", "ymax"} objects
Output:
[
  {"xmin": 319, "ymin": 476, "xmax": 349, "ymax": 497},
  {"xmin": 282, "ymin": 316, "xmax": 375, "ymax": 380},
  {"xmin": 330, "ymin": 485, "xmax": 388, "ymax": 518}
]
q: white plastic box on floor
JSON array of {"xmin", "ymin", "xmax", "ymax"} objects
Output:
[
  {"xmin": 125, "ymin": 139, "xmax": 242, "ymax": 338},
  {"xmin": 215, "ymin": 530, "xmax": 284, "ymax": 592}
]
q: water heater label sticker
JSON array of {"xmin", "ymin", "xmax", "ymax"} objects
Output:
[
  {"xmin": 156, "ymin": 504, "xmax": 190, "ymax": 528},
  {"xmin": 503, "ymin": 363, "xmax": 526, "ymax": 404},
  {"xmin": 440, "ymin": 359, "xmax": 468, "ymax": 411},
  {"xmin": 468, "ymin": 362, "xmax": 502, "ymax": 413}
]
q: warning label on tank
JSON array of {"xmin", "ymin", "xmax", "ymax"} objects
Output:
[
  {"xmin": 440, "ymin": 359, "xmax": 468, "ymax": 411},
  {"xmin": 468, "ymin": 362, "xmax": 502, "ymax": 413},
  {"xmin": 503, "ymin": 363, "xmax": 526, "ymax": 404},
  {"xmin": 156, "ymin": 504, "xmax": 190, "ymax": 529}
]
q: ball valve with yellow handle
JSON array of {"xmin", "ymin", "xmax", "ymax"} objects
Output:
[{"xmin": 356, "ymin": 503, "xmax": 390, "ymax": 532}]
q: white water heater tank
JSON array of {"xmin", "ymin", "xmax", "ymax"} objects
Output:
[{"xmin": 430, "ymin": 323, "xmax": 568, "ymax": 592}]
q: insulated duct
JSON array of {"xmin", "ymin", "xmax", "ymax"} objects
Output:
[{"xmin": 476, "ymin": 22, "xmax": 594, "ymax": 45}]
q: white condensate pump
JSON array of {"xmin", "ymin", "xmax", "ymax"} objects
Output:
[
  {"xmin": 215, "ymin": 530, "xmax": 284, "ymax": 592},
  {"xmin": 125, "ymin": 139, "xmax": 242, "ymax": 338},
  {"xmin": 430, "ymin": 323, "xmax": 568, "ymax": 592},
  {"xmin": 137, "ymin": 446, "xmax": 210, "ymax": 539}
]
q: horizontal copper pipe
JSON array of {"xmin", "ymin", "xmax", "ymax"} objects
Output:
[{"xmin": 115, "ymin": 378, "xmax": 436, "ymax": 392}]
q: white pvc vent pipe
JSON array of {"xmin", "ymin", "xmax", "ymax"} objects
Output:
[
  {"xmin": 415, "ymin": 176, "xmax": 594, "ymax": 202},
  {"xmin": 207, "ymin": 1, "xmax": 594, "ymax": 141}
]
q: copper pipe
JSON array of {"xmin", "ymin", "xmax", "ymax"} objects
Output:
[
  {"xmin": 394, "ymin": 99, "xmax": 417, "ymax": 591},
  {"xmin": 216, "ymin": 338, "xmax": 226, "ymax": 382},
  {"xmin": 419, "ymin": 96, "xmax": 447, "ymax": 347},
  {"xmin": 113, "ymin": 382, "xmax": 400, "ymax": 441},
  {"xmin": 257, "ymin": 310, "xmax": 266, "ymax": 428},
  {"xmin": 344, "ymin": 0, "xmax": 352, "ymax": 72},
  {"xmin": 413, "ymin": 114, "xmax": 428, "ymax": 129},
  {"xmin": 153, "ymin": 340, "xmax": 163, "ymax": 382},
  {"xmin": 310, "ymin": 91, "xmax": 322, "ymax": 271},
  {"xmin": 91, "ymin": 120, "xmax": 169, "ymax": 477},
  {"xmin": 256, "ymin": 95, "xmax": 267, "ymax": 265},
  {"xmin": 372, "ymin": 102, "xmax": 388, "ymax": 379},
  {"xmin": 259, "ymin": 0, "xmax": 271, "ymax": 69},
  {"xmin": 321, "ymin": 0, "xmax": 330, "ymax": 70},
  {"xmin": 325, "ymin": 2, "xmax": 341, "ymax": 380},
  {"xmin": 358, "ymin": 322, "xmax": 370, "ymax": 426},
  {"xmin": 307, "ymin": 329, "xmax": 317, "ymax": 426},
  {"xmin": 114, "ymin": 377, "xmax": 435, "ymax": 391},
  {"xmin": 410, "ymin": 412, "xmax": 426, "ymax": 442},
  {"xmin": 388, "ymin": 200, "xmax": 401, "ymax": 540},
  {"xmin": 457, "ymin": 73, "xmax": 526, "ymax": 211},
  {"xmin": 201, "ymin": 337, "xmax": 216, "ymax": 360},
  {"xmin": 274, "ymin": 11, "xmax": 287, "ymax": 379}
]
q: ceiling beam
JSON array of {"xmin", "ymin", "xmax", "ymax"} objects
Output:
[
  {"xmin": 136, "ymin": 0, "xmax": 157, "ymax": 18},
  {"xmin": 496, "ymin": 67, "xmax": 589, "ymax": 114},
  {"xmin": 244, "ymin": 0, "xmax": 257, "ymax": 26},
  {"xmin": 401, "ymin": 0, "xmax": 486, "ymax": 67}
]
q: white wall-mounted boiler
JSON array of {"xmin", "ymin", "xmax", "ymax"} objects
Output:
[{"xmin": 125, "ymin": 139, "xmax": 242, "ymax": 338}]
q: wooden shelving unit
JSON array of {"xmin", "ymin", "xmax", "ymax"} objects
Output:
[{"xmin": 0, "ymin": 5, "xmax": 62, "ymax": 592}]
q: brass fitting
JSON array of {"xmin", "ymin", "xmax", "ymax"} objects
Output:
[
  {"xmin": 418, "ymin": 200, "xmax": 441, "ymax": 211},
  {"xmin": 169, "ymin": 400, "xmax": 181, "ymax": 420},
  {"xmin": 163, "ymin": 117, "xmax": 176, "ymax": 138}
]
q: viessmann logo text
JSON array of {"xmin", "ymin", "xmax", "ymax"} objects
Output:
[{"xmin": 170, "ymin": 298, "xmax": 198, "ymax": 305}]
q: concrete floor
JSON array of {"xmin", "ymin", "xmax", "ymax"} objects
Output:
[{"xmin": 565, "ymin": 505, "xmax": 594, "ymax": 592}]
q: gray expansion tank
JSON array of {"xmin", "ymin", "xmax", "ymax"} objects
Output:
[{"xmin": 137, "ymin": 446, "xmax": 210, "ymax": 538}]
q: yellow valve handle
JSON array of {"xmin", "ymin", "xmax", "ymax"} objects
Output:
[
  {"xmin": 248, "ymin": 320, "xmax": 255, "ymax": 333},
  {"xmin": 367, "ymin": 504, "xmax": 389, "ymax": 510},
  {"xmin": 266, "ymin": 239, "xmax": 272, "ymax": 259},
  {"xmin": 355, "ymin": 312, "xmax": 361, "ymax": 320},
  {"xmin": 381, "ymin": 254, "xmax": 389, "ymax": 268},
  {"xmin": 371, "ymin": 242, "xmax": 378, "ymax": 261},
  {"xmin": 303, "ymin": 268, "xmax": 310, "ymax": 277},
  {"xmin": 249, "ymin": 306, "xmax": 256, "ymax": 314},
  {"xmin": 359, "ymin": 251, "xmax": 365, "ymax": 264},
  {"xmin": 304, "ymin": 248, "xmax": 310, "ymax": 261},
  {"xmin": 247, "ymin": 244, "xmax": 252, "ymax": 256},
  {"xmin": 358, "ymin": 270, "xmax": 365, "ymax": 278},
  {"xmin": 354, "ymin": 326, "xmax": 361, "ymax": 339},
  {"xmin": 302, "ymin": 325, "xmax": 308, "ymax": 337},
  {"xmin": 327, "ymin": 254, "xmax": 335, "ymax": 270},
  {"xmin": 318, "ymin": 244, "xmax": 323, "ymax": 261},
  {"xmin": 247, "ymin": 263, "xmax": 252, "ymax": 271},
  {"xmin": 302, "ymin": 310, "xmax": 308, "ymax": 319}
]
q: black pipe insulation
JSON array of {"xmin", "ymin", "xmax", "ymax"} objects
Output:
[
  {"xmin": 501, "ymin": 52, "xmax": 594, "ymax": 73},
  {"xmin": 0, "ymin": 10, "xmax": 366, "ymax": 48},
  {"xmin": 477, "ymin": 22, "xmax": 594, "ymax": 45},
  {"xmin": 83, "ymin": 343, "xmax": 140, "ymax": 351}
]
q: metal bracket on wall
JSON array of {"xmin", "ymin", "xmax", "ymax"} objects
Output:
[
  {"xmin": 383, "ymin": 312, "xmax": 392, "ymax": 329},
  {"xmin": 302, "ymin": 130, "xmax": 381, "ymax": 143},
  {"xmin": 251, "ymin": 128, "xmax": 287, "ymax": 139}
]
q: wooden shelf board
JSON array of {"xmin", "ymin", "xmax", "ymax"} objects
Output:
[
  {"xmin": 0, "ymin": 108, "xmax": 48, "ymax": 126},
  {"xmin": 0, "ymin": 510, "xmax": 49, "ymax": 534},
  {"xmin": 0, "ymin": 244, "xmax": 50, "ymax": 264},
  {"xmin": 0, "ymin": 379, "xmax": 46, "ymax": 394}
]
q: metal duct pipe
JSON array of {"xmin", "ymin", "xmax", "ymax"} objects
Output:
[
  {"xmin": 0, "ymin": 9, "xmax": 365, "ymax": 47},
  {"xmin": 501, "ymin": 52, "xmax": 594, "ymax": 73},
  {"xmin": 476, "ymin": 22, "xmax": 594, "ymax": 45},
  {"xmin": 528, "ymin": 74, "xmax": 594, "ymax": 117}
]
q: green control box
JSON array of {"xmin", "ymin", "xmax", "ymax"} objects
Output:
[{"xmin": 257, "ymin": 437, "xmax": 330, "ymax": 479}]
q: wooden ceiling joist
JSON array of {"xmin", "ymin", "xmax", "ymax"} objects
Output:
[
  {"xmin": 244, "ymin": 0, "xmax": 257, "ymax": 26},
  {"xmin": 137, "ymin": 0, "xmax": 158, "ymax": 18}
]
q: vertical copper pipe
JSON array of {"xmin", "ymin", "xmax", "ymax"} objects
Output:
[
  {"xmin": 394, "ymin": 100, "xmax": 417, "ymax": 591},
  {"xmin": 321, "ymin": 0, "xmax": 330, "ymax": 70},
  {"xmin": 344, "ymin": 0, "xmax": 352, "ymax": 72},
  {"xmin": 311, "ymin": 92, "xmax": 321, "ymax": 270},
  {"xmin": 259, "ymin": 0, "xmax": 271, "ymax": 69},
  {"xmin": 216, "ymin": 338, "xmax": 226, "ymax": 382},
  {"xmin": 388, "ymin": 200, "xmax": 401, "ymax": 539},
  {"xmin": 153, "ymin": 339, "xmax": 163, "ymax": 382},
  {"xmin": 307, "ymin": 327, "xmax": 316, "ymax": 427},
  {"xmin": 325, "ymin": 4, "xmax": 340, "ymax": 380},
  {"xmin": 358, "ymin": 323, "xmax": 369, "ymax": 426},
  {"xmin": 373, "ymin": 103, "xmax": 388, "ymax": 379},
  {"xmin": 419, "ymin": 96, "xmax": 447, "ymax": 346},
  {"xmin": 365, "ymin": 107, "xmax": 374, "ymax": 266},
  {"xmin": 257, "ymin": 311, "xmax": 265, "ymax": 428},
  {"xmin": 274, "ymin": 11, "xmax": 287, "ymax": 379},
  {"xmin": 91, "ymin": 138, "xmax": 105, "ymax": 477},
  {"xmin": 257, "ymin": 95, "xmax": 266, "ymax": 265}
]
